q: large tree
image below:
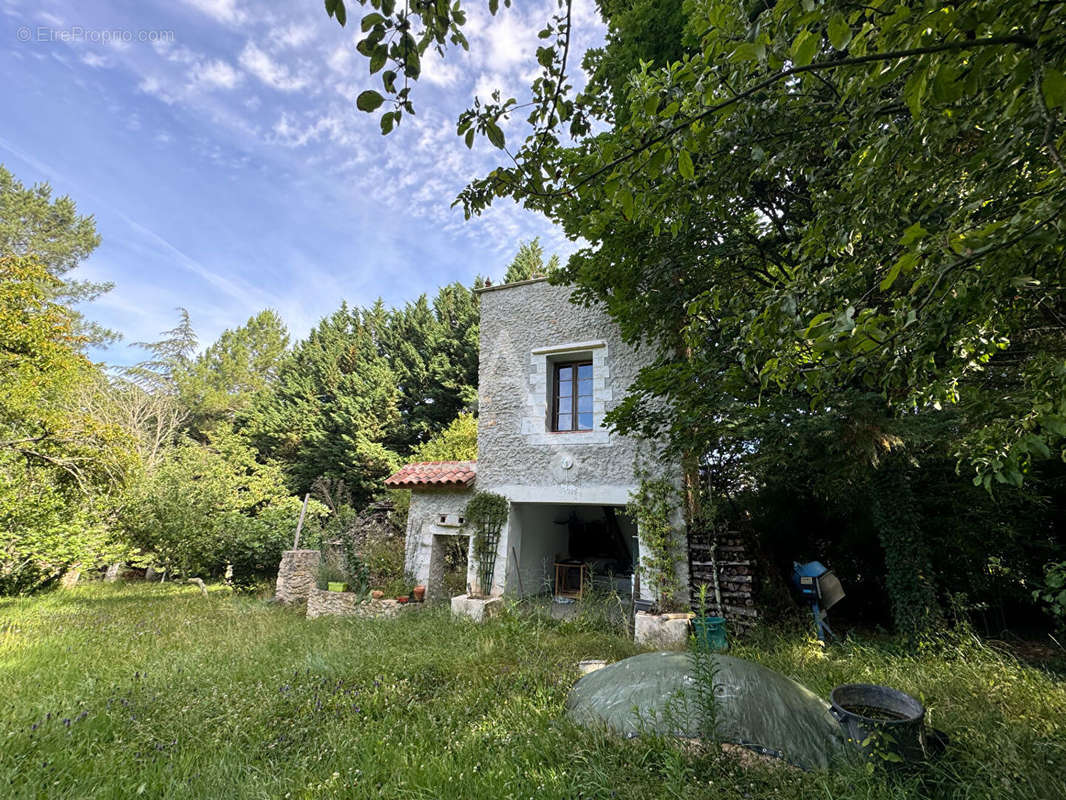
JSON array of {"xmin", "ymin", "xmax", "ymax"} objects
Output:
[
  {"xmin": 0, "ymin": 256, "xmax": 132, "ymax": 592},
  {"xmin": 175, "ymin": 309, "xmax": 290, "ymax": 434},
  {"xmin": 315, "ymin": 0, "xmax": 1066, "ymax": 632},
  {"xmin": 502, "ymin": 237, "xmax": 560, "ymax": 283},
  {"xmin": 245, "ymin": 304, "xmax": 402, "ymax": 503},
  {"xmin": 379, "ymin": 283, "xmax": 479, "ymax": 452},
  {"xmin": 0, "ymin": 164, "xmax": 115, "ymax": 346},
  {"xmin": 321, "ymin": 0, "xmax": 1065, "ymax": 487}
]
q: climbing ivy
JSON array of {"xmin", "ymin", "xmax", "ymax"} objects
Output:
[
  {"xmin": 465, "ymin": 491, "xmax": 508, "ymax": 597},
  {"xmin": 628, "ymin": 473, "xmax": 685, "ymax": 612},
  {"xmin": 870, "ymin": 455, "xmax": 944, "ymax": 640}
]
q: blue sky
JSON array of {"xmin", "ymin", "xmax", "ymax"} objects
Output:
[{"xmin": 1, "ymin": 0, "xmax": 604, "ymax": 365}]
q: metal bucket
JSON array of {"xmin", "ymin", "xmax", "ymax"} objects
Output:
[{"xmin": 830, "ymin": 683, "xmax": 927, "ymax": 764}]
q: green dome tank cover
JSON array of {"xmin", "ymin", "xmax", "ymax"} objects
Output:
[{"xmin": 566, "ymin": 651, "xmax": 848, "ymax": 770}]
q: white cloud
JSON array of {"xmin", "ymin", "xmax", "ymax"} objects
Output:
[
  {"xmin": 476, "ymin": 9, "xmax": 539, "ymax": 74},
  {"xmin": 182, "ymin": 0, "xmax": 247, "ymax": 25},
  {"xmin": 191, "ymin": 59, "xmax": 243, "ymax": 90},
  {"xmin": 239, "ymin": 41, "xmax": 309, "ymax": 91},
  {"xmin": 270, "ymin": 107, "xmax": 368, "ymax": 151},
  {"xmin": 138, "ymin": 76, "xmax": 176, "ymax": 105},
  {"xmin": 421, "ymin": 51, "xmax": 461, "ymax": 88},
  {"xmin": 272, "ymin": 22, "xmax": 314, "ymax": 49},
  {"xmin": 327, "ymin": 43, "xmax": 353, "ymax": 74},
  {"xmin": 80, "ymin": 51, "xmax": 110, "ymax": 69}
]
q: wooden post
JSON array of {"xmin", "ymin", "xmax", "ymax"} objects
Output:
[{"xmin": 293, "ymin": 493, "xmax": 310, "ymax": 549}]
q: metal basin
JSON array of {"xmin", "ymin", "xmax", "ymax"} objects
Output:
[{"xmin": 830, "ymin": 683, "xmax": 927, "ymax": 763}]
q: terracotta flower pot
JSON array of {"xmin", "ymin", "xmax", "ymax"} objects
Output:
[
  {"xmin": 412, "ymin": 585, "xmax": 426, "ymax": 602},
  {"xmin": 371, "ymin": 590, "xmax": 384, "ymax": 599},
  {"xmin": 396, "ymin": 596, "xmax": 409, "ymax": 604}
]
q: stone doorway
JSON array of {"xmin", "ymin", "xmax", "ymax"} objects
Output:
[{"xmin": 427, "ymin": 533, "xmax": 470, "ymax": 601}]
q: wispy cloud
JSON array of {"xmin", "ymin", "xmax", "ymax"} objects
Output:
[
  {"xmin": 190, "ymin": 58, "xmax": 243, "ymax": 90},
  {"xmin": 1, "ymin": 0, "xmax": 605, "ymax": 362},
  {"xmin": 238, "ymin": 41, "xmax": 310, "ymax": 91},
  {"xmin": 181, "ymin": 0, "xmax": 247, "ymax": 25}
]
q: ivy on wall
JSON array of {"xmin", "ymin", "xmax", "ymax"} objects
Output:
[
  {"xmin": 628, "ymin": 473, "xmax": 685, "ymax": 612},
  {"xmin": 465, "ymin": 491, "xmax": 508, "ymax": 597}
]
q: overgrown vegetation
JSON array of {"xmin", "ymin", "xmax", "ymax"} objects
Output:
[
  {"xmin": 465, "ymin": 491, "xmax": 509, "ymax": 597},
  {"xmin": 1, "ymin": 584, "xmax": 1063, "ymax": 799},
  {"xmin": 313, "ymin": 0, "xmax": 1066, "ymax": 638},
  {"xmin": 627, "ymin": 474, "xmax": 685, "ymax": 612},
  {"xmin": 0, "ymin": 163, "xmax": 555, "ymax": 594}
]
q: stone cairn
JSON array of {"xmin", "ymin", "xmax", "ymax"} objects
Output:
[
  {"xmin": 275, "ymin": 549, "xmax": 321, "ymax": 605},
  {"xmin": 688, "ymin": 526, "xmax": 758, "ymax": 632}
]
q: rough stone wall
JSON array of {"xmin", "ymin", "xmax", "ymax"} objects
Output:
[
  {"xmin": 275, "ymin": 549, "xmax": 321, "ymax": 605},
  {"xmin": 476, "ymin": 279, "xmax": 673, "ymax": 503},
  {"xmin": 404, "ymin": 489, "xmax": 474, "ymax": 596},
  {"xmin": 305, "ymin": 589, "xmax": 415, "ymax": 620}
]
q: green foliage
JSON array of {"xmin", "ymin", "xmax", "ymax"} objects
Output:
[
  {"xmin": 0, "ymin": 255, "xmax": 133, "ymax": 592},
  {"xmin": 316, "ymin": 559, "xmax": 350, "ymax": 590},
  {"xmin": 123, "ymin": 429, "xmax": 318, "ymax": 583},
  {"xmin": 363, "ymin": 529, "xmax": 406, "ymax": 590},
  {"xmin": 1033, "ymin": 561, "xmax": 1066, "ymax": 629},
  {"xmin": 689, "ymin": 585, "xmax": 722, "ymax": 745},
  {"xmin": 175, "ymin": 310, "xmax": 289, "ymax": 434},
  {"xmin": 502, "ymin": 237, "xmax": 561, "ymax": 284},
  {"xmin": 627, "ymin": 474, "xmax": 684, "ymax": 612},
  {"xmin": 381, "ymin": 284, "xmax": 479, "ymax": 453},
  {"xmin": 0, "ymin": 164, "xmax": 114, "ymax": 345},
  {"xmin": 465, "ymin": 491, "xmax": 508, "ymax": 596},
  {"xmin": 244, "ymin": 303, "xmax": 402, "ymax": 503},
  {"xmin": 409, "ymin": 411, "xmax": 478, "ymax": 462},
  {"xmin": 322, "ymin": 2, "xmax": 1066, "ymax": 631},
  {"xmin": 870, "ymin": 454, "xmax": 945, "ymax": 639}
]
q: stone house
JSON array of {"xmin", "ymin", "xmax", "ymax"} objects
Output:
[{"xmin": 385, "ymin": 278, "xmax": 687, "ymax": 606}]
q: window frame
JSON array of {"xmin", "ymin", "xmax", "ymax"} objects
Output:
[{"xmin": 551, "ymin": 360, "xmax": 594, "ymax": 432}]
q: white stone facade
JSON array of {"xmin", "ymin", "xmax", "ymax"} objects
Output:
[{"xmin": 400, "ymin": 278, "xmax": 687, "ymax": 606}]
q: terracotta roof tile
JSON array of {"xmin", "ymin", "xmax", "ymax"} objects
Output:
[{"xmin": 384, "ymin": 460, "xmax": 477, "ymax": 489}]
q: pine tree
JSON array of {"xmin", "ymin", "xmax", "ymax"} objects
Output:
[
  {"xmin": 502, "ymin": 237, "xmax": 560, "ymax": 283},
  {"xmin": 245, "ymin": 304, "xmax": 401, "ymax": 504},
  {"xmin": 176, "ymin": 310, "xmax": 290, "ymax": 433},
  {"xmin": 0, "ymin": 165, "xmax": 116, "ymax": 346}
]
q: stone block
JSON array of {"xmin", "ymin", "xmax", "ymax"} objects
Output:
[
  {"xmin": 306, "ymin": 587, "xmax": 360, "ymax": 619},
  {"xmin": 634, "ymin": 612, "xmax": 691, "ymax": 649},
  {"xmin": 275, "ymin": 549, "xmax": 321, "ymax": 605},
  {"xmin": 450, "ymin": 593, "xmax": 503, "ymax": 623}
]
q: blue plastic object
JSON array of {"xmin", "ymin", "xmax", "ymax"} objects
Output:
[
  {"xmin": 792, "ymin": 561, "xmax": 842, "ymax": 643},
  {"xmin": 691, "ymin": 616, "xmax": 728, "ymax": 651}
]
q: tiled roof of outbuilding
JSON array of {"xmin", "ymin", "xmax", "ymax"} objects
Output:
[{"xmin": 384, "ymin": 460, "xmax": 477, "ymax": 489}]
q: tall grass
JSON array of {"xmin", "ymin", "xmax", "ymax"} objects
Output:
[{"xmin": 1, "ymin": 584, "xmax": 1063, "ymax": 799}]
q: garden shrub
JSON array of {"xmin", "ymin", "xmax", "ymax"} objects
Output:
[{"xmin": 124, "ymin": 430, "xmax": 317, "ymax": 584}]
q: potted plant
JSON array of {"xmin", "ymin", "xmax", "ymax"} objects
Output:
[
  {"xmin": 412, "ymin": 584, "xmax": 426, "ymax": 602},
  {"xmin": 317, "ymin": 562, "xmax": 349, "ymax": 592}
]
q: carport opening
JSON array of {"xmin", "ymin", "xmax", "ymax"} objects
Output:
[{"xmin": 510, "ymin": 503, "xmax": 637, "ymax": 598}]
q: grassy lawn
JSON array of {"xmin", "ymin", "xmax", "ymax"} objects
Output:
[{"xmin": 1, "ymin": 584, "xmax": 1064, "ymax": 799}]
